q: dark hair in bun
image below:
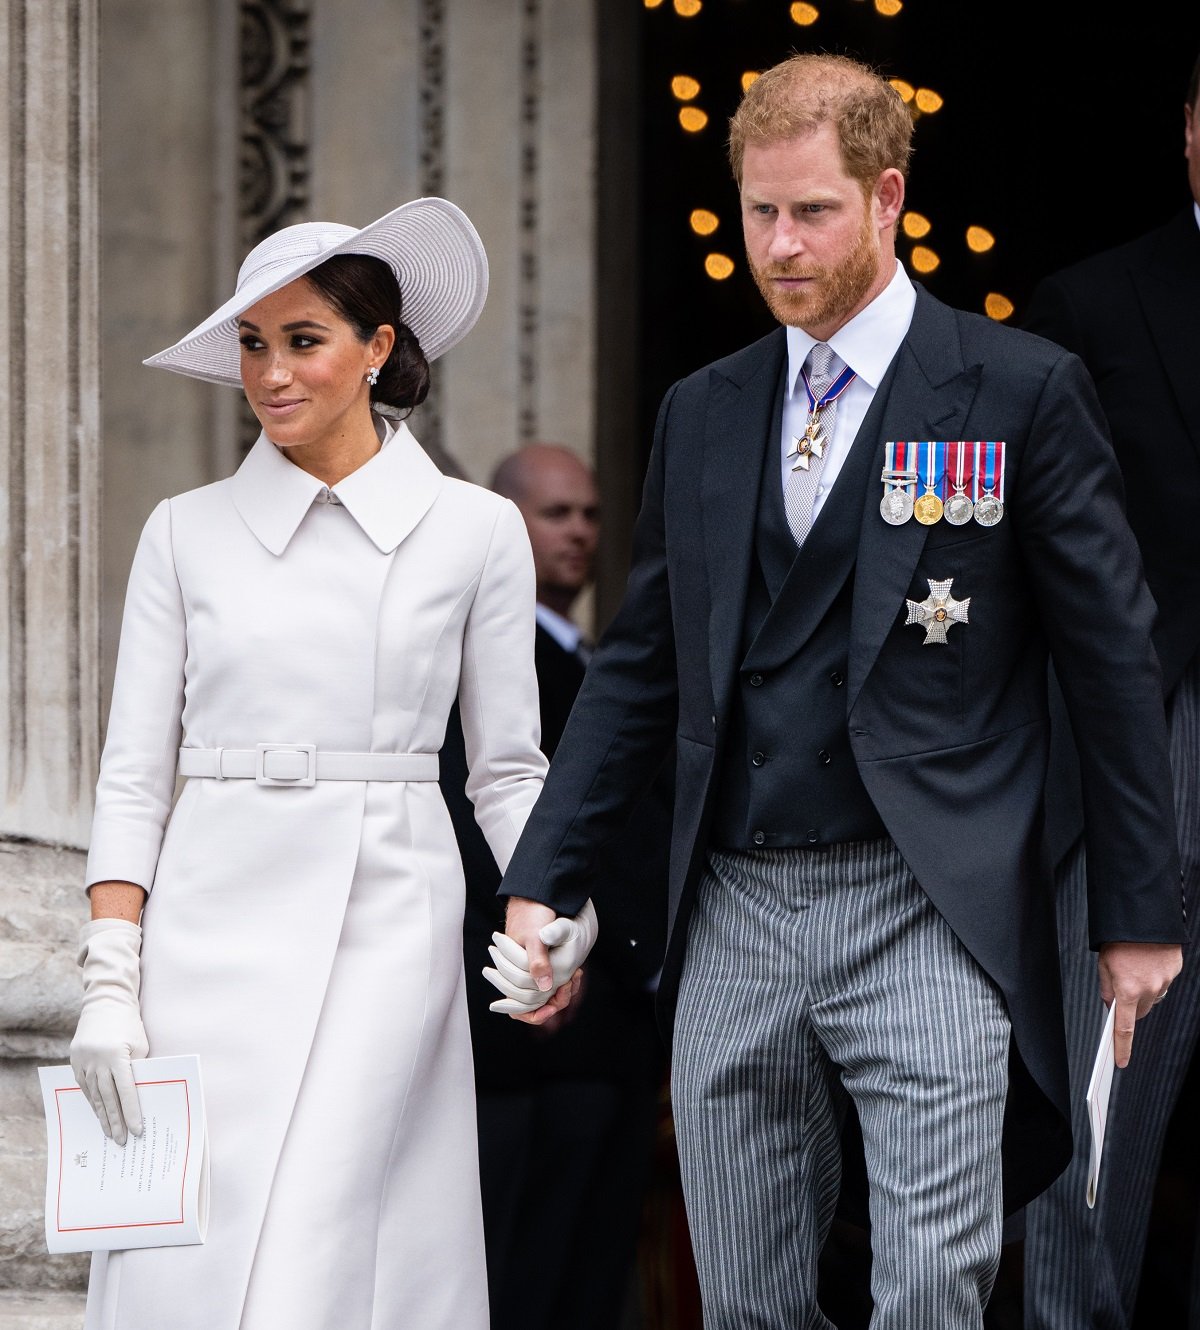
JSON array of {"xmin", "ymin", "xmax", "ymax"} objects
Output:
[{"xmin": 304, "ymin": 253, "xmax": 430, "ymax": 414}]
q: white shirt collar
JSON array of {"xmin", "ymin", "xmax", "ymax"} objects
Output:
[
  {"xmin": 231, "ymin": 415, "xmax": 443, "ymax": 556},
  {"xmin": 1193, "ymin": 200, "xmax": 1200, "ymax": 232},
  {"xmin": 785, "ymin": 260, "xmax": 916, "ymax": 399},
  {"xmin": 535, "ymin": 602, "xmax": 583, "ymax": 654}
]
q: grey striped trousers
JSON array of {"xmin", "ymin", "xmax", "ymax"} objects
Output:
[
  {"xmin": 1024, "ymin": 650, "xmax": 1200, "ymax": 1329},
  {"xmin": 672, "ymin": 838, "xmax": 1011, "ymax": 1329}
]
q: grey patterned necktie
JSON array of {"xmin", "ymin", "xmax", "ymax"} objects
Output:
[{"xmin": 784, "ymin": 342, "xmax": 843, "ymax": 547}]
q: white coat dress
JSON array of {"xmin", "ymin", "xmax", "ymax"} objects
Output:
[{"xmin": 81, "ymin": 418, "xmax": 548, "ymax": 1330}]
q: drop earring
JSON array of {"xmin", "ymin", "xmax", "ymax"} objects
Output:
[{"xmin": 365, "ymin": 366, "xmax": 380, "ymax": 386}]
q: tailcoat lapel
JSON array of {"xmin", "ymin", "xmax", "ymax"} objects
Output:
[
  {"xmin": 848, "ymin": 289, "xmax": 982, "ymax": 710},
  {"xmin": 1134, "ymin": 211, "xmax": 1200, "ymax": 462},
  {"xmin": 701, "ymin": 330, "xmax": 788, "ymax": 715}
]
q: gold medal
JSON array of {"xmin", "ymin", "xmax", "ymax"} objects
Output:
[{"xmin": 914, "ymin": 492, "xmax": 944, "ymax": 525}]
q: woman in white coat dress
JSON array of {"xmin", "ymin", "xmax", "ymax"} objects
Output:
[{"xmin": 69, "ymin": 199, "xmax": 575, "ymax": 1330}]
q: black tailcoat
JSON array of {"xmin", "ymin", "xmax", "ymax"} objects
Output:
[
  {"xmin": 500, "ymin": 284, "xmax": 1185, "ymax": 1209},
  {"xmin": 1027, "ymin": 211, "xmax": 1200, "ymax": 863}
]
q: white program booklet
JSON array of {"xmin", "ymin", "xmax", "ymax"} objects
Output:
[
  {"xmin": 1084, "ymin": 1001, "xmax": 1117, "ymax": 1210},
  {"xmin": 39, "ymin": 1055, "xmax": 209, "ymax": 1253}
]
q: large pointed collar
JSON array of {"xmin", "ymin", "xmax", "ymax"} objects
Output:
[{"xmin": 231, "ymin": 417, "xmax": 443, "ymax": 556}]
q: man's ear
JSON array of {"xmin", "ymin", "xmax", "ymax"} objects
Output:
[{"xmin": 874, "ymin": 168, "xmax": 906, "ymax": 231}]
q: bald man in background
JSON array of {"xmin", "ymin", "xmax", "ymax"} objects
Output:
[{"xmin": 441, "ymin": 444, "xmax": 670, "ymax": 1330}]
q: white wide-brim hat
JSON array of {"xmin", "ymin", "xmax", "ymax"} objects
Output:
[{"xmin": 143, "ymin": 197, "xmax": 488, "ymax": 386}]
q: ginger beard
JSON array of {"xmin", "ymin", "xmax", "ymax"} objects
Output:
[{"xmin": 747, "ymin": 201, "xmax": 881, "ymax": 331}]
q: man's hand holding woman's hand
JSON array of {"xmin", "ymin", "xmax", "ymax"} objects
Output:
[{"xmin": 484, "ymin": 897, "xmax": 598, "ymax": 1024}]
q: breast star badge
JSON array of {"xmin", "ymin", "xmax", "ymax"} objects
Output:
[{"xmin": 905, "ymin": 577, "xmax": 970, "ymax": 645}]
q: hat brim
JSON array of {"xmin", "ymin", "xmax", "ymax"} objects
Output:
[{"xmin": 143, "ymin": 197, "xmax": 488, "ymax": 385}]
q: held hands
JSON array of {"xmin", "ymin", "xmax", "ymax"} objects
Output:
[
  {"xmin": 484, "ymin": 897, "xmax": 598, "ymax": 1025},
  {"xmin": 69, "ymin": 919, "xmax": 148, "ymax": 1146},
  {"xmin": 1098, "ymin": 940, "xmax": 1184, "ymax": 1068}
]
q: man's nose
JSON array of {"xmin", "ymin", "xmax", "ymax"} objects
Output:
[{"xmin": 767, "ymin": 218, "xmax": 804, "ymax": 262}]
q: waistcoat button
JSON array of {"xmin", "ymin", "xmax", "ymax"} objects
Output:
[
  {"xmin": 753, "ymin": 830, "xmax": 766, "ymax": 846},
  {"xmin": 751, "ymin": 751, "xmax": 766, "ymax": 767}
]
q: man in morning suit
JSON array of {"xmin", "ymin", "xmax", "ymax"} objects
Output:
[
  {"xmin": 443, "ymin": 445, "xmax": 667, "ymax": 1330},
  {"xmin": 1023, "ymin": 51, "xmax": 1200, "ymax": 1329},
  {"xmin": 491, "ymin": 54, "xmax": 1184, "ymax": 1328}
]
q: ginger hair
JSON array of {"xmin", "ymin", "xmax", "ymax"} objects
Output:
[{"xmin": 729, "ymin": 53, "xmax": 913, "ymax": 191}]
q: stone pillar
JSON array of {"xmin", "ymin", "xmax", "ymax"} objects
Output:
[
  {"xmin": 309, "ymin": 0, "xmax": 599, "ymax": 487},
  {"xmin": 1, "ymin": 0, "xmax": 100, "ymax": 1320}
]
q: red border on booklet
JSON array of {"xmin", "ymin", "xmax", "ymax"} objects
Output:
[{"xmin": 53, "ymin": 1078, "xmax": 192, "ymax": 1233}]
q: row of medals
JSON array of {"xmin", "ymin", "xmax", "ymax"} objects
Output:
[{"xmin": 880, "ymin": 468, "xmax": 1004, "ymax": 528}]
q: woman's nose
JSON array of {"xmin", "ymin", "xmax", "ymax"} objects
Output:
[{"xmin": 261, "ymin": 356, "xmax": 292, "ymax": 387}]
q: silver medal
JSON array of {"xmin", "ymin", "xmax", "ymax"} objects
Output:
[
  {"xmin": 880, "ymin": 487, "xmax": 914, "ymax": 525},
  {"xmin": 974, "ymin": 494, "xmax": 1004, "ymax": 527},
  {"xmin": 944, "ymin": 492, "xmax": 974, "ymax": 526}
]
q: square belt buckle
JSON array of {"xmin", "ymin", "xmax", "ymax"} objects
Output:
[{"xmin": 255, "ymin": 743, "xmax": 317, "ymax": 787}]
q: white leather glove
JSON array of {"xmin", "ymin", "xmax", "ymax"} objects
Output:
[
  {"xmin": 484, "ymin": 899, "xmax": 599, "ymax": 1015},
  {"xmin": 70, "ymin": 918, "xmax": 148, "ymax": 1146}
]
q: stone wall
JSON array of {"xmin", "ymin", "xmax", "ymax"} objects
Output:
[
  {"xmin": 2, "ymin": 0, "xmax": 99, "ymax": 1319},
  {"xmin": 0, "ymin": 843, "xmax": 90, "ymax": 1321}
]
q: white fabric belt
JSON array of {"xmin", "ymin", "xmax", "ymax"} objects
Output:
[{"xmin": 178, "ymin": 745, "xmax": 439, "ymax": 786}]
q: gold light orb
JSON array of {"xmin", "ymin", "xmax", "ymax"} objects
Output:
[
  {"xmin": 705, "ymin": 253, "xmax": 735, "ymax": 280},
  {"xmin": 790, "ymin": 2, "xmax": 820, "ymax": 24},
  {"xmin": 915, "ymin": 88, "xmax": 944, "ymax": 114},
  {"xmin": 644, "ymin": 0, "xmax": 665, "ymax": 7},
  {"xmin": 741, "ymin": 70, "xmax": 761, "ymax": 92},
  {"xmin": 966, "ymin": 226, "xmax": 996, "ymax": 253},
  {"xmin": 889, "ymin": 79, "xmax": 915, "ymax": 103},
  {"xmin": 671, "ymin": 75, "xmax": 701, "ymax": 101},
  {"xmin": 875, "ymin": 0, "xmax": 903, "ymax": 14},
  {"xmin": 674, "ymin": 0, "xmax": 702, "ymax": 15},
  {"xmin": 902, "ymin": 212, "xmax": 931, "ymax": 239},
  {"xmin": 910, "ymin": 246, "xmax": 940, "ymax": 274},
  {"xmin": 690, "ymin": 209, "xmax": 720, "ymax": 236},
  {"xmin": 985, "ymin": 293, "xmax": 1015, "ymax": 321},
  {"xmin": 679, "ymin": 106, "xmax": 709, "ymax": 133}
]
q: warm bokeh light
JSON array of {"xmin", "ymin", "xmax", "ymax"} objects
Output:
[
  {"xmin": 889, "ymin": 79, "xmax": 914, "ymax": 103},
  {"xmin": 644, "ymin": 0, "xmax": 665, "ymax": 7},
  {"xmin": 910, "ymin": 246, "xmax": 940, "ymax": 274},
  {"xmin": 902, "ymin": 212, "xmax": 931, "ymax": 239},
  {"xmin": 915, "ymin": 88, "xmax": 944, "ymax": 114},
  {"xmin": 674, "ymin": 0, "xmax": 702, "ymax": 15},
  {"xmin": 679, "ymin": 106, "xmax": 709, "ymax": 132},
  {"xmin": 875, "ymin": 0, "xmax": 903, "ymax": 14},
  {"xmin": 671, "ymin": 75, "xmax": 701, "ymax": 101},
  {"xmin": 966, "ymin": 226, "xmax": 996, "ymax": 253},
  {"xmin": 742, "ymin": 70, "xmax": 760, "ymax": 92},
  {"xmin": 790, "ymin": 2, "xmax": 819, "ymax": 24},
  {"xmin": 705, "ymin": 253, "xmax": 735, "ymax": 280},
  {"xmin": 985, "ymin": 293, "xmax": 1015, "ymax": 320},
  {"xmin": 690, "ymin": 209, "xmax": 720, "ymax": 236}
]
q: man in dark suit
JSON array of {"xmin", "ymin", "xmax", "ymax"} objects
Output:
[
  {"xmin": 1022, "ymin": 52, "xmax": 1200, "ymax": 1329},
  {"xmin": 488, "ymin": 53, "xmax": 1185, "ymax": 1327},
  {"xmin": 443, "ymin": 444, "xmax": 668, "ymax": 1330}
]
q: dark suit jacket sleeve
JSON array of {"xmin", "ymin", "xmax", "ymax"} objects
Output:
[
  {"xmin": 498, "ymin": 385, "xmax": 683, "ymax": 915},
  {"xmin": 1013, "ymin": 348, "xmax": 1182, "ymax": 946}
]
